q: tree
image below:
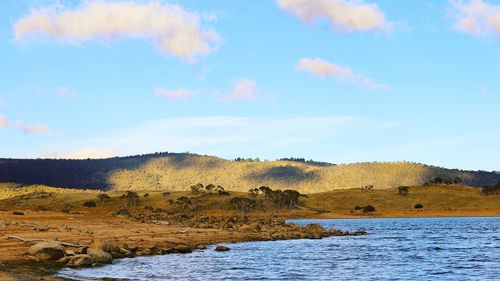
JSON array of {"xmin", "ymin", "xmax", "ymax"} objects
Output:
[
  {"xmin": 176, "ymin": 196, "xmax": 193, "ymax": 211},
  {"xmin": 230, "ymin": 197, "xmax": 255, "ymax": 213},
  {"xmin": 205, "ymin": 184, "xmax": 216, "ymax": 193},
  {"xmin": 121, "ymin": 191, "xmax": 139, "ymax": 207},
  {"xmin": 97, "ymin": 193, "xmax": 111, "ymax": 206},
  {"xmin": 398, "ymin": 186, "xmax": 409, "ymax": 196}
]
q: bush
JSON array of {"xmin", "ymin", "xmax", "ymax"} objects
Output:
[
  {"xmin": 361, "ymin": 185, "xmax": 373, "ymax": 192},
  {"xmin": 414, "ymin": 203, "xmax": 423, "ymax": 209},
  {"xmin": 398, "ymin": 186, "xmax": 409, "ymax": 196},
  {"xmin": 82, "ymin": 200, "xmax": 96, "ymax": 208},
  {"xmin": 362, "ymin": 205, "xmax": 376, "ymax": 213},
  {"xmin": 482, "ymin": 184, "xmax": 500, "ymax": 196}
]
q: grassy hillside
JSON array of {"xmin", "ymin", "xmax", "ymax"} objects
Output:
[
  {"xmin": 1, "ymin": 152, "xmax": 500, "ymax": 193},
  {"xmin": 0, "ymin": 183, "xmax": 498, "ymax": 218}
]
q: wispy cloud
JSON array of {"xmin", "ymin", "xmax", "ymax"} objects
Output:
[
  {"xmin": 155, "ymin": 87, "xmax": 195, "ymax": 101},
  {"xmin": 56, "ymin": 87, "xmax": 79, "ymax": 98},
  {"xmin": 41, "ymin": 147, "xmax": 119, "ymax": 159},
  {"xmin": 14, "ymin": 1, "xmax": 221, "ymax": 61},
  {"xmin": 0, "ymin": 115, "xmax": 9, "ymax": 129},
  {"xmin": 451, "ymin": 0, "xmax": 500, "ymax": 36},
  {"xmin": 44, "ymin": 116, "xmax": 399, "ymax": 159},
  {"xmin": 277, "ymin": 0, "xmax": 391, "ymax": 32},
  {"xmin": 297, "ymin": 57, "xmax": 391, "ymax": 90},
  {"xmin": 16, "ymin": 121, "xmax": 50, "ymax": 135},
  {"xmin": 224, "ymin": 79, "xmax": 256, "ymax": 100}
]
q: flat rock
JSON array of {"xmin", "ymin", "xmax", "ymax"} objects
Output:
[
  {"xmin": 28, "ymin": 240, "xmax": 65, "ymax": 261},
  {"xmin": 67, "ymin": 254, "xmax": 94, "ymax": 267}
]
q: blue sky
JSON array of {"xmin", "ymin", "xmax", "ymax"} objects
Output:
[{"xmin": 1, "ymin": 0, "xmax": 500, "ymax": 171}]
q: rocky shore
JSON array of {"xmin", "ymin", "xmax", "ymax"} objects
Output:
[{"xmin": 0, "ymin": 208, "xmax": 365, "ymax": 279}]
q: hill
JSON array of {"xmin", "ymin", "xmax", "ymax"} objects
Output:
[{"xmin": 0, "ymin": 152, "xmax": 499, "ymax": 193}]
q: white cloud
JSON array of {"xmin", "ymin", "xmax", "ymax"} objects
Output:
[
  {"xmin": 14, "ymin": 1, "xmax": 221, "ymax": 61},
  {"xmin": 224, "ymin": 79, "xmax": 256, "ymax": 100},
  {"xmin": 452, "ymin": 0, "xmax": 500, "ymax": 36},
  {"xmin": 52, "ymin": 116, "xmax": 398, "ymax": 159},
  {"xmin": 56, "ymin": 87, "xmax": 79, "ymax": 98},
  {"xmin": 297, "ymin": 57, "xmax": 391, "ymax": 90},
  {"xmin": 16, "ymin": 121, "xmax": 50, "ymax": 135},
  {"xmin": 0, "ymin": 115, "xmax": 9, "ymax": 128},
  {"xmin": 155, "ymin": 87, "xmax": 195, "ymax": 101},
  {"xmin": 41, "ymin": 147, "xmax": 119, "ymax": 159},
  {"xmin": 277, "ymin": 0, "xmax": 391, "ymax": 32}
]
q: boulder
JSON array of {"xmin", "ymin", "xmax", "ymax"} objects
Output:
[
  {"xmin": 215, "ymin": 245, "xmax": 230, "ymax": 252},
  {"xmin": 28, "ymin": 241, "xmax": 65, "ymax": 261},
  {"xmin": 67, "ymin": 254, "xmax": 94, "ymax": 267},
  {"xmin": 303, "ymin": 224, "xmax": 328, "ymax": 239},
  {"xmin": 87, "ymin": 248, "xmax": 113, "ymax": 264},
  {"xmin": 173, "ymin": 245, "xmax": 193, "ymax": 254}
]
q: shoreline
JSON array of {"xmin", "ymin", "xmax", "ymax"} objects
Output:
[{"xmin": 1, "ymin": 209, "xmax": 499, "ymax": 280}]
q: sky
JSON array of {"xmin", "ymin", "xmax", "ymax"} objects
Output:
[{"xmin": 0, "ymin": 0, "xmax": 500, "ymax": 171}]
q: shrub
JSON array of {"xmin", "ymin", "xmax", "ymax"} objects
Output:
[
  {"xmin": 230, "ymin": 197, "xmax": 255, "ymax": 213},
  {"xmin": 414, "ymin": 203, "xmax": 423, "ymax": 209},
  {"xmin": 120, "ymin": 191, "xmax": 139, "ymax": 207},
  {"xmin": 83, "ymin": 200, "xmax": 96, "ymax": 208},
  {"xmin": 97, "ymin": 193, "xmax": 111, "ymax": 206},
  {"xmin": 144, "ymin": 193, "xmax": 149, "ymax": 198},
  {"xmin": 482, "ymin": 184, "xmax": 500, "ymax": 196},
  {"xmin": 176, "ymin": 196, "xmax": 193, "ymax": 211},
  {"xmin": 398, "ymin": 186, "xmax": 409, "ymax": 196},
  {"xmin": 361, "ymin": 185, "xmax": 373, "ymax": 192},
  {"xmin": 362, "ymin": 205, "xmax": 376, "ymax": 213}
]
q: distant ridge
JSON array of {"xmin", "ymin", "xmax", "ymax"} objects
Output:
[{"xmin": 0, "ymin": 152, "xmax": 499, "ymax": 193}]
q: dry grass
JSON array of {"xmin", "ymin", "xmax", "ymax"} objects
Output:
[
  {"xmin": 106, "ymin": 155, "xmax": 500, "ymax": 193},
  {"xmin": 1, "ymin": 183, "xmax": 498, "ymax": 218}
]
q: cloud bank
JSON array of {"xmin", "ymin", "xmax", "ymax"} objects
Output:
[
  {"xmin": 14, "ymin": 1, "xmax": 220, "ymax": 60},
  {"xmin": 42, "ymin": 147, "xmax": 119, "ymax": 159},
  {"xmin": 297, "ymin": 58, "xmax": 391, "ymax": 90},
  {"xmin": 155, "ymin": 87, "xmax": 195, "ymax": 101},
  {"xmin": 452, "ymin": 0, "xmax": 500, "ymax": 36},
  {"xmin": 277, "ymin": 0, "xmax": 391, "ymax": 32}
]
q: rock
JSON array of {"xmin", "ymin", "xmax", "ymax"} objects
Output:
[
  {"xmin": 64, "ymin": 249, "xmax": 76, "ymax": 256},
  {"xmin": 303, "ymin": 224, "xmax": 328, "ymax": 239},
  {"xmin": 115, "ymin": 208, "xmax": 131, "ymax": 217},
  {"xmin": 172, "ymin": 245, "xmax": 192, "ymax": 254},
  {"xmin": 28, "ymin": 241, "xmax": 65, "ymax": 261},
  {"xmin": 215, "ymin": 245, "xmax": 230, "ymax": 252},
  {"xmin": 87, "ymin": 248, "xmax": 113, "ymax": 264},
  {"xmin": 56, "ymin": 256, "xmax": 72, "ymax": 264},
  {"xmin": 76, "ymin": 246, "xmax": 89, "ymax": 254},
  {"xmin": 67, "ymin": 254, "xmax": 94, "ymax": 267},
  {"xmin": 12, "ymin": 211, "xmax": 24, "ymax": 216},
  {"xmin": 196, "ymin": 245, "xmax": 207, "ymax": 250}
]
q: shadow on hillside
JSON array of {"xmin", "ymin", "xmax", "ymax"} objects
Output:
[
  {"xmin": 0, "ymin": 153, "xmax": 172, "ymax": 190},
  {"xmin": 166, "ymin": 154, "xmax": 222, "ymax": 169},
  {"xmin": 245, "ymin": 166, "xmax": 319, "ymax": 184}
]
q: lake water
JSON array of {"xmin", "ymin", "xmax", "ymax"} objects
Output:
[{"xmin": 57, "ymin": 217, "xmax": 500, "ymax": 280}]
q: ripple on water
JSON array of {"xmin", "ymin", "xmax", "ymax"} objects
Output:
[{"xmin": 57, "ymin": 217, "xmax": 500, "ymax": 281}]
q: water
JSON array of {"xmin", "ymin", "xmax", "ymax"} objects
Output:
[{"xmin": 57, "ymin": 217, "xmax": 500, "ymax": 281}]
